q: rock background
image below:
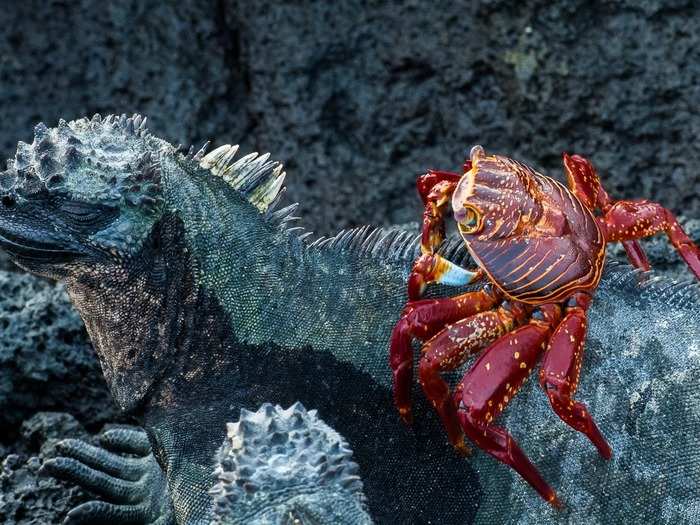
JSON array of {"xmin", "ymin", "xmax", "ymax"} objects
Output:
[
  {"xmin": 0, "ymin": 272, "xmax": 129, "ymax": 525},
  {"xmin": 1, "ymin": 0, "xmax": 700, "ymax": 523},
  {"xmin": 0, "ymin": 273, "xmax": 121, "ymax": 442},
  {"xmin": 1, "ymin": 0, "xmax": 699, "ymax": 236},
  {"xmin": 1, "ymin": 413, "xmax": 93, "ymax": 525}
]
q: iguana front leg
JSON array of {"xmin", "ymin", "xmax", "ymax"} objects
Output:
[{"xmin": 41, "ymin": 427, "xmax": 174, "ymax": 525}]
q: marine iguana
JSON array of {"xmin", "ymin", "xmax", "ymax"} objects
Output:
[{"xmin": 0, "ymin": 115, "xmax": 699, "ymax": 524}]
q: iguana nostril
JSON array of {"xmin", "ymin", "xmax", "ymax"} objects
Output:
[{"xmin": 2, "ymin": 196, "xmax": 16, "ymax": 208}]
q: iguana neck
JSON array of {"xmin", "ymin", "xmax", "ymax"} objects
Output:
[
  {"xmin": 64, "ymin": 214, "xmax": 197, "ymax": 413},
  {"xmin": 156, "ymin": 163, "xmax": 412, "ymax": 384},
  {"xmin": 202, "ymin": 224, "xmax": 408, "ymax": 357}
]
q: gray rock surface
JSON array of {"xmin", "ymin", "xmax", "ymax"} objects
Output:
[
  {"xmin": 0, "ymin": 268, "xmax": 124, "ymax": 523},
  {"xmin": 1, "ymin": 413, "xmax": 150, "ymax": 525},
  {"xmin": 0, "ymin": 271, "xmax": 121, "ymax": 442},
  {"xmin": 0, "ymin": 413, "xmax": 90, "ymax": 525},
  {"xmin": 1, "ymin": 0, "xmax": 699, "ymax": 237}
]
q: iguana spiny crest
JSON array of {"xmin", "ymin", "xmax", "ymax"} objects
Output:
[
  {"xmin": 0, "ymin": 113, "xmax": 458, "ymax": 283},
  {"xmin": 1, "ymin": 114, "xmax": 158, "ymax": 209},
  {"xmin": 0, "ymin": 114, "xmax": 285, "ymax": 212},
  {"xmin": 211, "ymin": 402, "xmax": 371, "ymax": 524}
]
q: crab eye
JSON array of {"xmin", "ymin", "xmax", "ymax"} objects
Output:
[{"xmin": 459, "ymin": 205, "xmax": 482, "ymax": 234}]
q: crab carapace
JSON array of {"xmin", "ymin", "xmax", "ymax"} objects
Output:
[{"xmin": 389, "ymin": 145, "xmax": 700, "ymax": 507}]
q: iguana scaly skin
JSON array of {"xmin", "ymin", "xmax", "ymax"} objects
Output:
[{"xmin": 1, "ymin": 115, "xmax": 699, "ymax": 524}]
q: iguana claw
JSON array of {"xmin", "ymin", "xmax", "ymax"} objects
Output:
[{"xmin": 40, "ymin": 427, "xmax": 174, "ymax": 525}]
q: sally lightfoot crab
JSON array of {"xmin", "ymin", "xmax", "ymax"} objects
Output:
[{"xmin": 389, "ymin": 146, "xmax": 700, "ymax": 506}]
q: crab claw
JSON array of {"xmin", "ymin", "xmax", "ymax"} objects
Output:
[
  {"xmin": 434, "ymin": 256, "xmax": 482, "ymax": 286},
  {"xmin": 408, "ymin": 254, "xmax": 483, "ymax": 299}
]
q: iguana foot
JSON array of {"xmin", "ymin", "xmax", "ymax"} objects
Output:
[{"xmin": 40, "ymin": 427, "xmax": 174, "ymax": 525}]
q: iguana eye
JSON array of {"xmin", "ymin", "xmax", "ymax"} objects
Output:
[
  {"xmin": 459, "ymin": 204, "xmax": 483, "ymax": 234},
  {"xmin": 59, "ymin": 201, "xmax": 101, "ymax": 219},
  {"xmin": 56, "ymin": 199, "xmax": 119, "ymax": 230}
]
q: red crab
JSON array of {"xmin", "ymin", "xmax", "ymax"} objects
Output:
[{"xmin": 389, "ymin": 145, "xmax": 700, "ymax": 506}]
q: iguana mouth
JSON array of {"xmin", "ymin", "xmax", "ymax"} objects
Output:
[{"xmin": 0, "ymin": 226, "xmax": 85, "ymax": 262}]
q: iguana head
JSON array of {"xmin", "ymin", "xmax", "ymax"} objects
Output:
[
  {"xmin": 0, "ymin": 114, "xmax": 289, "ymax": 411},
  {"xmin": 0, "ymin": 115, "xmax": 166, "ymax": 279},
  {"xmin": 0, "ymin": 114, "xmax": 287, "ymax": 282}
]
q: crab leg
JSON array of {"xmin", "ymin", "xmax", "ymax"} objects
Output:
[
  {"xmin": 394, "ymin": 166, "xmax": 484, "ymax": 421},
  {"xmin": 455, "ymin": 304, "xmax": 563, "ymax": 507},
  {"xmin": 618, "ymin": 240, "xmax": 652, "ymax": 272},
  {"xmin": 598, "ymin": 199, "xmax": 700, "ymax": 280},
  {"xmin": 390, "ymin": 287, "xmax": 502, "ymax": 424},
  {"xmin": 418, "ymin": 301, "xmax": 528, "ymax": 452},
  {"xmin": 539, "ymin": 292, "xmax": 611, "ymax": 459},
  {"xmin": 417, "ymin": 169, "xmax": 464, "ymax": 204},
  {"xmin": 562, "ymin": 153, "xmax": 650, "ymax": 270}
]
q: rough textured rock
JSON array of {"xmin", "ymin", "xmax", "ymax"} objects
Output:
[
  {"xmin": 0, "ymin": 413, "xmax": 90, "ymax": 525},
  {"xmin": 1, "ymin": 0, "xmax": 699, "ymax": 237},
  {"xmin": 0, "ymin": 413, "xmax": 149, "ymax": 525},
  {"xmin": 0, "ymin": 271, "xmax": 121, "ymax": 443}
]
